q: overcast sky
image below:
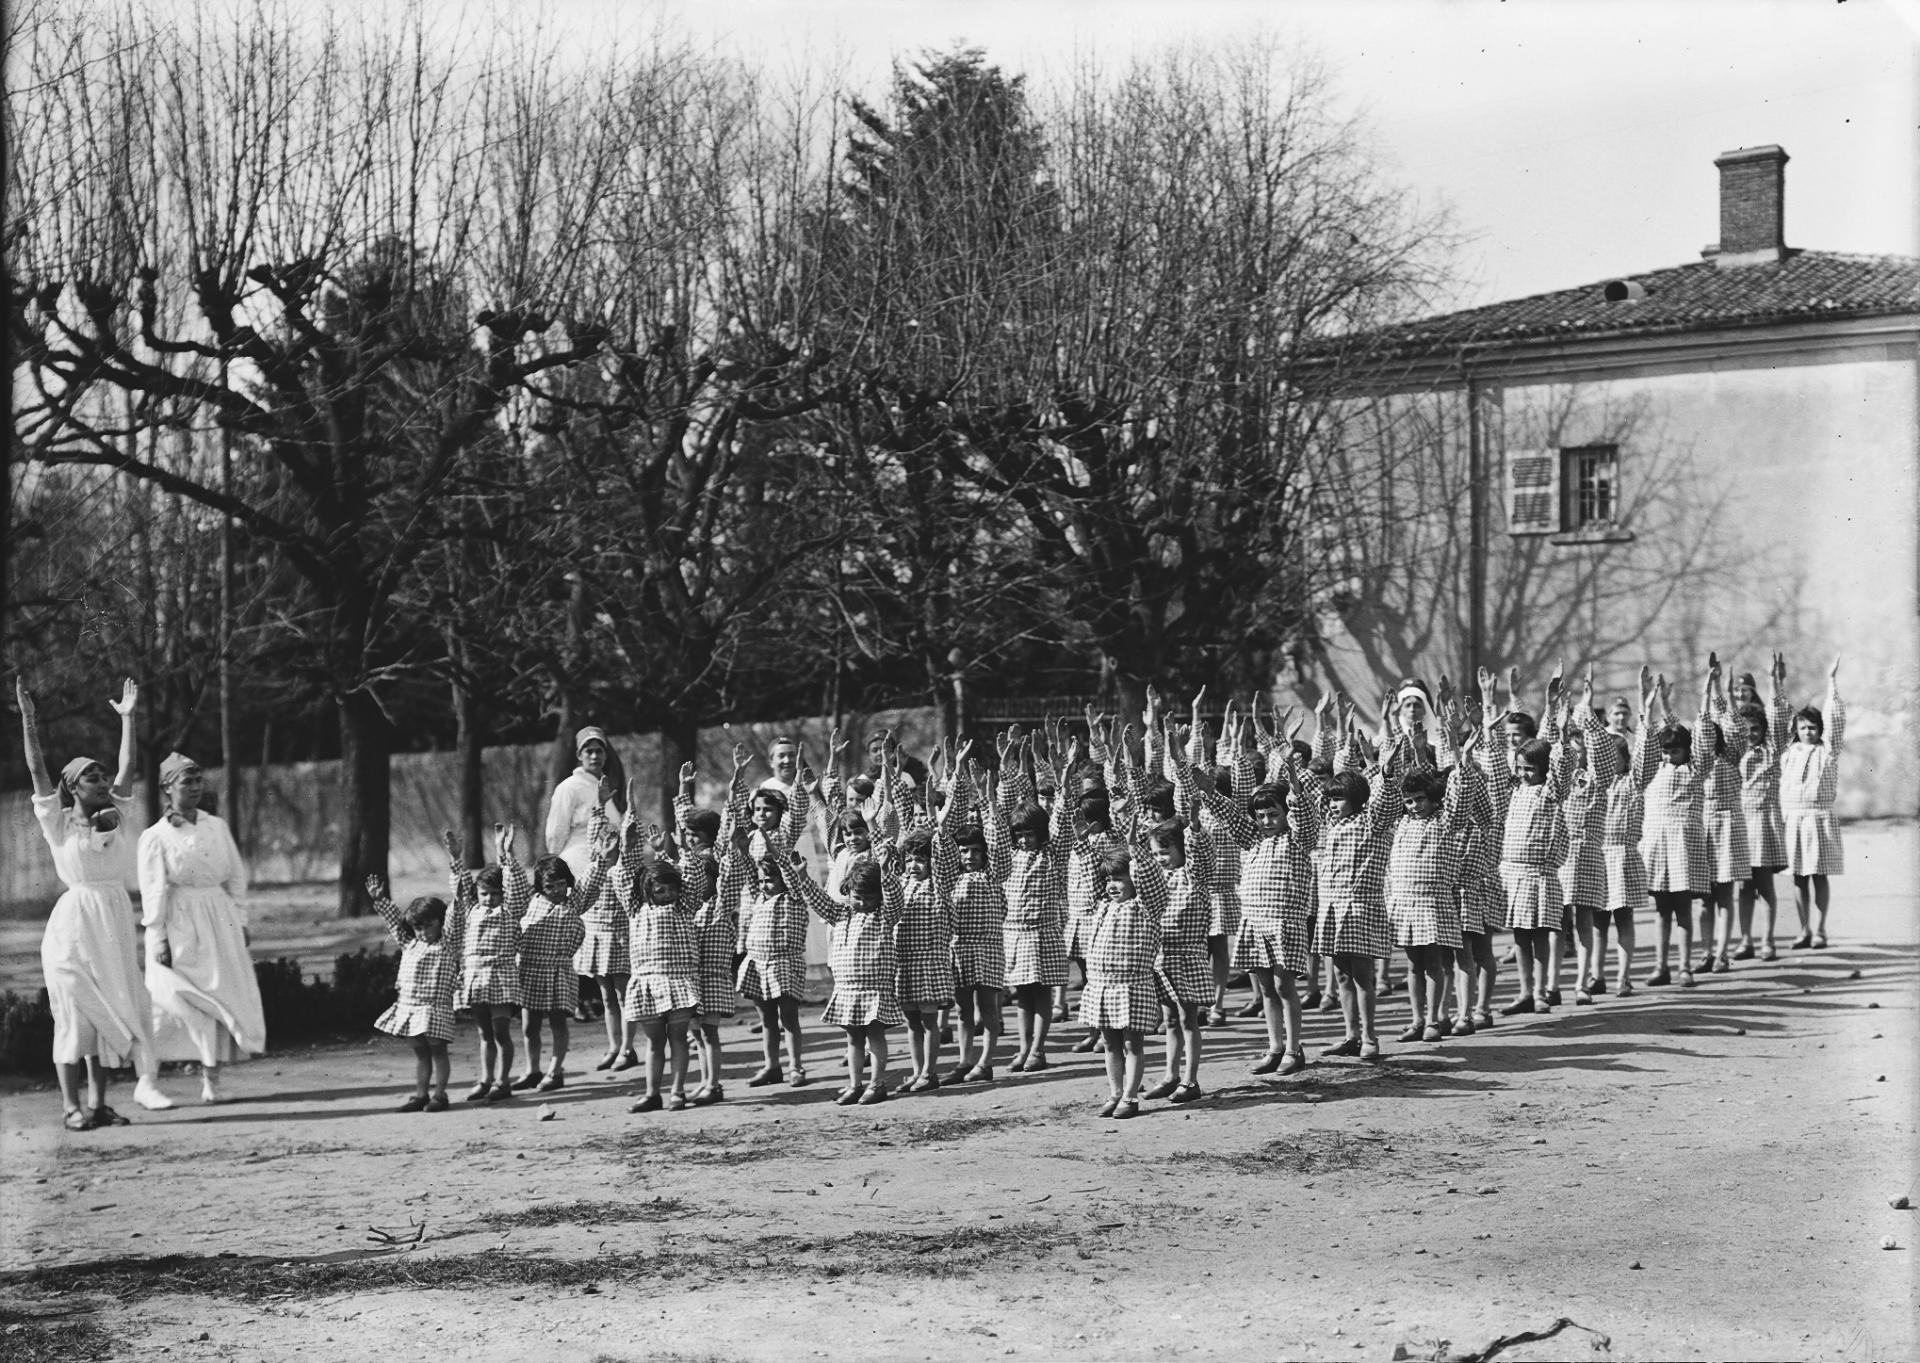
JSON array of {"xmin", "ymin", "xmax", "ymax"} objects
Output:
[{"xmin": 548, "ymin": 0, "xmax": 1917, "ymax": 312}]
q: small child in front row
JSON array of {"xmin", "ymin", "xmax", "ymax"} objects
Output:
[
  {"xmin": 1386, "ymin": 706, "xmax": 1481, "ymax": 1041},
  {"xmin": 723, "ymin": 744, "xmax": 811, "ymax": 1088},
  {"xmin": 503, "ymin": 822, "xmax": 598, "ymax": 1092},
  {"xmin": 671, "ymin": 765, "xmax": 733, "ymax": 1104},
  {"xmin": 368, "ymin": 875, "xmax": 465, "ymax": 1111},
  {"xmin": 616, "ymin": 812, "xmax": 704, "ymax": 1113},
  {"xmin": 447, "ymin": 828, "xmax": 527, "ymax": 1102},
  {"xmin": 890, "ymin": 783, "xmax": 960, "ymax": 1092},
  {"xmin": 791, "ymin": 855, "xmax": 903, "ymax": 1104},
  {"xmin": 1078, "ymin": 830, "xmax": 1169, "ymax": 1119},
  {"xmin": 945, "ymin": 761, "xmax": 1008, "ymax": 1081}
]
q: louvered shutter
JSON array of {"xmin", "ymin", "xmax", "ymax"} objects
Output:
[{"xmin": 1505, "ymin": 448, "xmax": 1559, "ymax": 535}]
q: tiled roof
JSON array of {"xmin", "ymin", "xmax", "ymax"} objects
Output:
[{"xmin": 1348, "ymin": 251, "xmax": 1920, "ymax": 358}]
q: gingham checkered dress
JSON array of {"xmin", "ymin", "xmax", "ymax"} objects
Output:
[
  {"xmin": 1065, "ymin": 824, "xmax": 1127, "ymax": 962},
  {"xmin": 726, "ymin": 848, "xmax": 809, "ymax": 1002},
  {"xmin": 893, "ymin": 839, "xmax": 958, "ymax": 1010},
  {"xmin": 507, "ymin": 857, "xmax": 597, "ymax": 1014},
  {"xmin": 1499, "ymin": 733, "xmax": 1572, "ymax": 931},
  {"xmin": 1079, "ymin": 856, "xmax": 1168, "ymax": 1033},
  {"xmin": 1456, "ymin": 757, "xmax": 1501, "ymax": 936},
  {"xmin": 796, "ymin": 865, "xmax": 905, "ymax": 1027},
  {"xmin": 1780, "ymin": 687, "xmax": 1844, "ymax": 877},
  {"xmin": 674, "ymin": 846, "xmax": 738, "ymax": 1019},
  {"xmin": 1602, "ymin": 764, "xmax": 1648, "ymax": 913},
  {"xmin": 453, "ymin": 865, "xmax": 524, "ymax": 1010},
  {"xmin": 373, "ymin": 892, "xmax": 465, "ymax": 1042},
  {"xmin": 1386, "ymin": 758, "xmax": 1480, "ymax": 950},
  {"xmin": 1154, "ymin": 822, "xmax": 1216, "ymax": 1007},
  {"xmin": 549, "ymin": 771, "xmax": 629, "ymax": 979},
  {"xmin": 1697, "ymin": 701, "xmax": 1752, "ymax": 885},
  {"xmin": 1314, "ymin": 757, "xmax": 1403, "ymax": 959},
  {"xmin": 617, "ymin": 853, "xmax": 703, "ymax": 1021},
  {"xmin": 1157, "ymin": 735, "xmax": 1243, "ymax": 941},
  {"xmin": 1640, "ymin": 718, "xmax": 1714, "ymax": 897},
  {"xmin": 1555, "ymin": 710, "xmax": 1619, "ymax": 911},
  {"xmin": 1002, "ymin": 838, "xmax": 1069, "ymax": 989},
  {"xmin": 1196, "ymin": 761, "xmax": 1320, "ymax": 977},
  {"xmin": 1739, "ymin": 694, "xmax": 1789, "ymax": 873},
  {"xmin": 945, "ymin": 813, "xmax": 1010, "ymax": 993}
]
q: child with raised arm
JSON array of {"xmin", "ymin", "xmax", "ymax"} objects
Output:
[
  {"xmin": 1066, "ymin": 710, "xmax": 1128, "ymax": 1056},
  {"xmin": 1496, "ymin": 671, "xmax": 1575, "ymax": 1016},
  {"xmin": 790, "ymin": 852, "xmax": 904, "ymax": 1104},
  {"xmin": 1144, "ymin": 726, "xmax": 1215, "ymax": 1102},
  {"xmin": 547, "ymin": 727, "xmax": 631, "ymax": 1072},
  {"xmin": 1001, "ymin": 731, "xmax": 1071, "ymax": 1072},
  {"xmin": 367, "ymin": 870, "xmax": 466, "ymax": 1111},
  {"xmin": 1596, "ymin": 713, "xmax": 1645, "ymax": 997},
  {"xmin": 1735, "ymin": 653, "xmax": 1792, "ymax": 960},
  {"xmin": 1555, "ymin": 668, "xmax": 1620, "ymax": 1005},
  {"xmin": 1450, "ymin": 670, "xmax": 1510, "ymax": 1032},
  {"xmin": 446, "ymin": 828, "xmax": 523, "ymax": 1101},
  {"xmin": 882, "ymin": 748, "xmax": 959, "ymax": 1091},
  {"xmin": 673, "ymin": 762, "xmax": 733, "ymax": 1103},
  {"xmin": 1780, "ymin": 655, "xmax": 1845, "ymax": 949},
  {"xmin": 1188, "ymin": 709, "xmax": 1321, "ymax": 1076},
  {"xmin": 1696, "ymin": 656, "xmax": 1752, "ymax": 975},
  {"xmin": 503, "ymin": 821, "xmax": 597, "ymax": 1092},
  {"xmin": 945, "ymin": 755, "xmax": 1009, "ymax": 1082},
  {"xmin": 726, "ymin": 741, "xmax": 810, "ymax": 1087},
  {"xmin": 1387, "ymin": 699, "xmax": 1482, "ymax": 1042},
  {"xmin": 1079, "ymin": 823, "xmax": 1170, "ymax": 1119},
  {"xmin": 1639, "ymin": 669, "xmax": 1713, "ymax": 988},
  {"xmin": 616, "ymin": 811, "xmax": 703, "ymax": 1112}
]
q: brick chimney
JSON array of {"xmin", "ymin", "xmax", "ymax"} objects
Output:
[{"xmin": 1707, "ymin": 145, "xmax": 1788, "ymax": 267}]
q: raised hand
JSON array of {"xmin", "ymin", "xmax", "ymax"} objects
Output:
[
  {"xmin": 441, "ymin": 828, "xmax": 465, "ymax": 863},
  {"xmin": 1581, "ymin": 664, "xmax": 1594, "ymax": 711},
  {"xmin": 496, "ymin": 822, "xmax": 517, "ymax": 862},
  {"xmin": 14, "ymin": 679, "xmax": 35, "ymax": 725},
  {"xmin": 1638, "ymin": 664, "xmax": 1654, "ymax": 707},
  {"xmin": 731, "ymin": 741, "xmax": 752, "ymax": 773},
  {"xmin": 1438, "ymin": 674, "xmax": 1455, "ymax": 711},
  {"xmin": 1771, "ymin": 652, "xmax": 1787, "ymax": 687},
  {"xmin": 109, "ymin": 678, "xmax": 138, "ymax": 717},
  {"xmin": 678, "ymin": 761, "xmax": 696, "ymax": 788},
  {"xmin": 1829, "ymin": 655, "xmax": 1841, "ymax": 681},
  {"xmin": 365, "ymin": 873, "xmax": 387, "ymax": 899}
]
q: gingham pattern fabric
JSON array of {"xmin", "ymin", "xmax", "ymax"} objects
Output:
[
  {"xmin": 1738, "ymin": 693, "xmax": 1789, "ymax": 872},
  {"xmin": 516, "ymin": 905, "xmax": 586, "ymax": 1015},
  {"xmin": 945, "ymin": 815, "xmax": 1009, "ymax": 992},
  {"xmin": 1554, "ymin": 710, "xmax": 1619, "ymax": 910},
  {"xmin": 722, "ymin": 848, "xmax": 808, "ymax": 1001},
  {"xmin": 1313, "ymin": 758, "xmax": 1404, "ymax": 959},
  {"xmin": 1153, "ymin": 823, "xmax": 1216, "ymax": 1005},
  {"xmin": 693, "ymin": 899, "xmax": 739, "ymax": 1018},
  {"xmin": 1638, "ymin": 715, "xmax": 1714, "ymax": 896},
  {"xmin": 373, "ymin": 892, "xmax": 464, "ymax": 1042},
  {"xmin": 1698, "ymin": 702, "xmax": 1752, "ymax": 884},
  {"xmin": 623, "ymin": 972, "xmax": 701, "ymax": 1020},
  {"xmin": 1498, "ymin": 732, "xmax": 1573, "ymax": 930},
  {"xmin": 1386, "ymin": 757, "xmax": 1479, "ymax": 949},
  {"xmin": 1455, "ymin": 748, "xmax": 1502, "ymax": 936},
  {"xmin": 1078, "ymin": 856, "xmax": 1167, "ymax": 1033},
  {"xmin": 1163, "ymin": 729, "xmax": 1244, "ymax": 939},
  {"xmin": 453, "ymin": 862, "xmax": 523, "ymax": 1010},
  {"xmin": 894, "ymin": 861, "xmax": 958, "ymax": 1010},
  {"xmin": 1602, "ymin": 772, "xmax": 1649, "ymax": 912},
  {"xmin": 1001, "ymin": 806, "xmax": 1070, "ymax": 988},
  {"xmin": 573, "ymin": 889, "xmax": 630, "ymax": 978},
  {"xmin": 1065, "ymin": 824, "xmax": 1127, "ymax": 960},
  {"xmin": 1780, "ymin": 687, "xmax": 1845, "ymax": 877},
  {"xmin": 796, "ymin": 863, "xmax": 905, "ymax": 1027},
  {"xmin": 1196, "ymin": 764, "xmax": 1320, "ymax": 977}
]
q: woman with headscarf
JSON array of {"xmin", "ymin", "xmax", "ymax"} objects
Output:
[
  {"xmin": 17, "ymin": 677, "xmax": 171, "ymax": 1128},
  {"xmin": 140, "ymin": 751, "xmax": 265, "ymax": 1103}
]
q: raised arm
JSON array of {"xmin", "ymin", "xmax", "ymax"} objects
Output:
[
  {"xmin": 1825, "ymin": 659, "xmax": 1845, "ymax": 758},
  {"xmin": 500, "ymin": 823, "xmax": 533, "ymax": 914},
  {"xmin": 15, "ymin": 681, "xmax": 53, "ymax": 797},
  {"xmin": 108, "ymin": 679, "xmax": 138, "ymax": 796},
  {"xmin": 364, "ymin": 874, "xmax": 411, "ymax": 946}
]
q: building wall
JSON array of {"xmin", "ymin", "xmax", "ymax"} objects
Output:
[{"xmin": 1294, "ymin": 349, "xmax": 1918, "ymax": 818}]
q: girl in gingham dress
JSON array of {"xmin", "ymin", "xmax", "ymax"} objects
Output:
[
  {"xmin": 1444, "ymin": 673, "xmax": 1506, "ymax": 1035},
  {"xmin": 793, "ymin": 854, "xmax": 903, "ymax": 1105},
  {"xmin": 505, "ymin": 819, "xmax": 611, "ymax": 1093},
  {"xmin": 673, "ymin": 768, "xmax": 733, "ymax": 1105},
  {"xmin": 1554, "ymin": 672, "xmax": 1619, "ymax": 1006},
  {"xmin": 890, "ymin": 806, "xmax": 959, "ymax": 1093},
  {"xmin": 1142, "ymin": 760, "xmax": 1214, "ymax": 1106},
  {"xmin": 1780, "ymin": 656, "xmax": 1845, "ymax": 949},
  {"xmin": 1067, "ymin": 716, "xmax": 1129, "ymax": 1057},
  {"xmin": 1386, "ymin": 708, "xmax": 1482, "ymax": 1043},
  {"xmin": 1735, "ymin": 655, "xmax": 1791, "ymax": 960},
  {"xmin": 616, "ymin": 815, "xmax": 703, "ymax": 1113},
  {"xmin": 448, "ymin": 829, "xmax": 529, "ymax": 1102},
  {"xmin": 1638, "ymin": 668, "xmax": 1715, "ymax": 989},
  {"xmin": 368, "ymin": 873, "xmax": 466, "ymax": 1111},
  {"xmin": 546, "ymin": 727, "xmax": 632, "ymax": 1073},
  {"xmin": 1189, "ymin": 717, "xmax": 1321, "ymax": 1077},
  {"xmin": 1493, "ymin": 678, "xmax": 1574, "ymax": 1017},
  {"xmin": 1078, "ymin": 830, "xmax": 1169, "ymax": 1120},
  {"xmin": 998, "ymin": 735, "xmax": 1070, "ymax": 1073},
  {"xmin": 1696, "ymin": 660, "xmax": 1752, "ymax": 975},
  {"xmin": 1597, "ymin": 723, "xmax": 1646, "ymax": 996},
  {"xmin": 945, "ymin": 761, "xmax": 1009, "ymax": 1082},
  {"xmin": 1313, "ymin": 715, "xmax": 1409, "ymax": 1061},
  {"xmin": 725, "ymin": 743, "xmax": 811, "ymax": 1088}
]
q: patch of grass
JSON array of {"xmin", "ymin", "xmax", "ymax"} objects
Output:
[
  {"xmin": 0, "ymin": 1307, "xmax": 120, "ymax": 1362},
  {"xmin": 895, "ymin": 1113, "xmax": 1026, "ymax": 1144},
  {"xmin": 1174, "ymin": 1127, "xmax": 1397, "ymax": 1176},
  {"xmin": 476, "ymin": 1198, "xmax": 688, "ymax": 1230},
  {"xmin": 583, "ymin": 1126, "xmax": 786, "ymax": 1167}
]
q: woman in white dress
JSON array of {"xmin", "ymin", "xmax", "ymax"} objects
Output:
[
  {"xmin": 545, "ymin": 726, "xmax": 632, "ymax": 1069},
  {"xmin": 140, "ymin": 751, "xmax": 266, "ymax": 1102},
  {"xmin": 18, "ymin": 678, "xmax": 171, "ymax": 1129}
]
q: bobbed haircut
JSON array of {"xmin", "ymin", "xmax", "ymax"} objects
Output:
[
  {"xmin": 1506, "ymin": 710, "xmax": 1540, "ymax": 741},
  {"xmin": 901, "ymin": 826, "xmax": 935, "ymax": 859},
  {"xmin": 1517, "ymin": 738, "xmax": 1553, "ymax": 769},
  {"xmin": 472, "ymin": 865, "xmax": 505, "ymax": 894},
  {"xmin": 751, "ymin": 787, "xmax": 790, "ymax": 817},
  {"xmin": 1794, "ymin": 705, "xmax": 1825, "ymax": 740},
  {"xmin": 1148, "ymin": 817, "xmax": 1187, "ymax": 852},
  {"xmin": 645, "ymin": 863, "xmax": 685, "ymax": 900},
  {"xmin": 1010, "ymin": 802, "xmax": 1050, "ymax": 841},
  {"xmin": 1328, "ymin": 772, "xmax": 1371, "ymax": 808},
  {"xmin": 1656, "ymin": 722, "xmax": 1692, "ymax": 755},
  {"xmin": 844, "ymin": 859, "xmax": 882, "ymax": 902},
  {"xmin": 1076, "ymin": 790, "xmax": 1112, "ymax": 830},
  {"xmin": 682, "ymin": 807, "xmax": 721, "ymax": 842},
  {"xmin": 533, "ymin": 855, "xmax": 573, "ymax": 888},
  {"xmin": 1401, "ymin": 767, "xmax": 1448, "ymax": 803},
  {"xmin": 404, "ymin": 895, "xmax": 449, "ymax": 931},
  {"xmin": 842, "ymin": 809, "xmax": 870, "ymax": 835},
  {"xmin": 1096, "ymin": 844, "xmax": 1134, "ymax": 881},
  {"xmin": 1289, "ymin": 739, "xmax": 1314, "ymax": 764},
  {"xmin": 1247, "ymin": 783, "xmax": 1287, "ymax": 815},
  {"xmin": 1142, "ymin": 777, "xmax": 1176, "ymax": 818},
  {"xmin": 953, "ymin": 821, "xmax": 987, "ymax": 850}
]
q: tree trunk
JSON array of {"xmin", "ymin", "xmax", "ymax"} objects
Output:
[
  {"xmin": 338, "ymin": 690, "xmax": 392, "ymax": 917},
  {"xmin": 452, "ymin": 673, "xmax": 486, "ymax": 863},
  {"xmin": 656, "ymin": 711, "xmax": 699, "ymax": 829}
]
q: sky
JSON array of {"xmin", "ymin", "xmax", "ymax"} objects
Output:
[{"xmin": 545, "ymin": 0, "xmax": 1918, "ymax": 313}]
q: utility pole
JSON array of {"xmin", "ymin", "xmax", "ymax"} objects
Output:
[
  {"xmin": 219, "ymin": 370, "xmax": 241, "ymax": 848},
  {"xmin": 1466, "ymin": 370, "xmax": 1488, "ymax": 689}
]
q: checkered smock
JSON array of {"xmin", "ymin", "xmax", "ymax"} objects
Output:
[
  {"xmin": 373, "ymin": 891, "xmax": 466, "ymax": 1042},
  {"xmin": 505, "ymin": 855, "xmax": 600, "ymax": 1014},
  {"xmin": 1739, "ymin": 692, "xmax": 1789, "ymax": 873},
  {"xmin": 1697, "ymin": 700, "xmax": 1752, "ymax": 885},
  {"xmin": 1602, "ymin": 764, "xmax": 1648, "ymax": 913},
  {"xmin": 893, "ymin": 841, "xmax": 958, "ymax": 1010},
  {"xmin": 1387, "ymin": 756, "xmax": 1481, "ymax": 950},
  {"xmin": 795, "ymin": 862, "xmax": 904, "ymax": 1028},
  {"xmin": 1194, "ymin": 758, "xmax": 1320, "ymax": 977},
  {"xmin": 615, "ymin": 851, "xmax": 702, "ymax": 1021},
  {"xmin": 1639, "ymin": 713, "xmax": 1714, "ymax": 897},
  {"xmin": 453, "ymin": 862, "xmax": 523, "ymax": 1010},
  {"xmin": 1497, "ymin": 724, "xmax": 1572, "ymax": 931},
  {"xmin": 1079, "ymin": 855, "xmax": 1168, "ymax": 1033},
  {"xmin": 1314, "ymin": 749, "xmax": 1405, "ymax": 959},
  {"xmin": 724, "ymin": 847, "xmax": 808, "ymax": 1002},
  {"xmin": 1154, "ymin": 822, "xmax": 1216, "ymax": 1007},
  {"xmin": 1554, "ymin": 709, "xmax": 1619, "ymax": 911},
  {"xmin": 946, "ymin": 801, "xmax": 1010, "ymax": 992},
  {"xmin": 1157, "ymin": 736, "xmax": 1241, "ymax": 940},
  {"xmin": 1001, "ymin": 793, "xmax": 1070, "ymax": 988},
  {"xmin": 1065, "ymin": 823, "xmax": 1127, "ymax": 962},
  {"xmin": 1780, "ymin": 684, "xmax": 1844, "ymax": 877},
  {"xmin": 1453, "ymin": 754, "xmax": 1501, "ymax": 935}
]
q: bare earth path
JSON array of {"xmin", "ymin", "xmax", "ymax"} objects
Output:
[{"xmin": 2, "ymin": 824, "xmax": 1914, "ymax": 1362}]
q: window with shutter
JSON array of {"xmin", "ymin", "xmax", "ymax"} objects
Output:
[{"xmin": 1505, "ymin": 448, "xmax": 1558, "ymax": 535}]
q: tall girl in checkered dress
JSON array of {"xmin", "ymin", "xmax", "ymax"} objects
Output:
[
  {"xmin": 615, "ymin": 813, "xmax": 704, "ymax": 1113},
  {"xmin": 1555, "ymin": 671, "xmax": 1619, "ymax": 1006},
  {"xmin": 1638, "ymin": 668, "xmax": 1715, "ymax": 988},
  {"xmin": 1189, "ymin": 713, "xmax": 1320, "ymax": 1077},
  {"xmin": 792, "ymin": 853, "xmax": 903, "ymax": 1105},
  {"xmin": 546, "ymin": 727, "xmax": 631, "ymax": 1072},
  {"xmin": 1446, "ymin": 673, "xmax": 1505, "ymax": 1034},
  {"xmin": 1780, "ymin": 656, "xmax": 1845, "ymax": 949},
  {"xmin": 1493, "ymin": 674, "xmax": 1574, "ymax": 1016},
  {"xmin": 1067, "ymin": 714, "xmax": 1129, "ymax": 1057},
  {"xmin": 1144, "ymin": 730, "xmax": 1215, "ymax": 1103},
  {"xmin": 1735, "ymin": 655, "xmax": 1791, "ymax": 960},
  {"xmin": 1696, "ymin": 659, "xmax": 1752, "ymax": 975},
  {"xmin": 724, "ymin": 743, "xmax": 811, "ymax": 1088},
  {"xmin": 1386, "ymin": 702, "xmax": 1481, "ymax": 1042},
  {"xmin": 999, "ymin": 734, "xmax": 1070, "ymax": 1073},
  {"xmin": 944, "ymin": 757, "xmax": 1008, "ymax": 1081},
  {"xmin": 672, "ymin": 765, "xmax": 733, "ymax": 1104},
  {"xmin": 1078, "ymin": 828, "xmax": 1169, "ymax": 1119},
  {"xmin": 367, "ymin": 873, "xmax": 466, "ymax": 1112},
  {"xmin": 503, "ymin": 820, "xmax": 607, "ymax": 1093},
  {"xmin": 1313, "ymin": 709, "xmax": 1409, "ymax": 1060},
  {"xmin": 883, "ymin": 760, "xmax": 959, "ymax": 1092},
  {"xmin": 1596, "ymin": 722, "xmax": 1645, "ymax": 996},
  {"xmin": 446, "ymin": 828, "xmax": 530, "ymax": 1102}
]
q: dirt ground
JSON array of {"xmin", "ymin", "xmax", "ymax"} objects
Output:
[{"xmin": 2, "ymin": 824, "xmax": 1915, "ymax": 1363}]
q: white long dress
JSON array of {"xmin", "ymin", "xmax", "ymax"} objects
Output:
[
  {"xmin": 34, "ymin": 792, "xmax": 155, "ymax": 1067},
  {"xmin": 139, "ymin": 812, "xmax": 266, "ymax": 1064},
  {"xmin": 545, "ymin": 769, "xmax": 626, "ymax": 977}
]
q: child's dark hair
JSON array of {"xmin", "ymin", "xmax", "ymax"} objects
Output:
[
  {"xmin": 1401, "ymin": 766, "xmax": 1447, "ymax": 803},
  {"xmin": 954, "ymin": 821, "xmax": 987, "ymax": 851},
  {"xmin": 752, "ymin": 786, "xmax": 790, "ymax": 817},
  {"xmin": 472, "ymin": 865, "xmax": 504, "ymax": 895},
  {"xmin": 901, "ymin": 826, "xmax": 935, "ymax": 859},
  {"xmin": 1517, "ymin": 738, "xmax": 1553, "ymax": 770},
  {"xmin": 1308, "ymin": 758, "xmax": 1335, "ymax": 781},
  {"xmin": 1794, "ymin": 705, "xmax": 1825, "ymax": 740},
  {"xmin": 645, "ymin": 863, "xmax": 685, "ymax": 900},
  {"xmin": 1247, "ymin": 783, "xmax": 1287, "ymax": 815},
  {"xmin": 1699, "ymin": 718, "xmax": 1726, "ymax": 758},
  {"xmin": 1507, "ymin": 711, "xmax": 1539, "ymax": 741},
  {"xmin": 683, "ymin": 807, "xmax": 721, "ymax": 843},
  {"xmin": 842, "ymin": 809, "xmax": 870, "ymax": 838},
  {"xmin": 1077, "ymin": 790, "xmax": 1112, "ymax": 831},
  {"xmin": 1328, "ymin": 772, "xmax": 1370, "ymax": 808},
  {"xmin": 849, "ymin": 773, "xmax": 876, "ymax": 801},
  {"xmin": 1010, "ymin": 802, "xmax": 1050, "ymax": 841},
  {"xmin": 1096, "ymin": 844, "xmax": 1133, "ymax": 882},
  {"xmin": 533, "ymin": 855, "xmax": 573, "ymax": 889},
  {"xmin": 1601, "ymin": 732, "xmax": 1629, "ymax": 773},
  {"xmin": 1249, "ymin": 751, "xmax": 1268, "ymax": 785},
  {"xmin": 1204, "ymin": 764, "xmax": 1232, "ymax": 792},
  {"xmin": 1657, "ymin": 722, "xmax": 1692, "ymax": 757},
  {"xmin": 844, "ymin": 858, "xmax": 882, "ymax": 902},
  {"xmin": 1141, "ymin": 776, "xmax": 1176, "ymax": 820},
  {"xmin": 1148, "ymin": 817, "xmax": 1187, "ymax": 853},
  {"xmin": 1289, "ymin": 739, "xmax": 1313, "ymax": 765},
  {"xmin": 403, "ymin": 895, "xmax": 448, "ymax": 935}
]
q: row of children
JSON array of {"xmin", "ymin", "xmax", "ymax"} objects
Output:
[{"xmin": 366, "ymin": 651, "xmax": 1847, "ymax": 1118}]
